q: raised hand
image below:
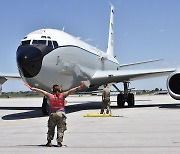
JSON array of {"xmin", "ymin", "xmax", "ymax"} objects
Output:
[
  {"xmin": 80, "ymin": 82, "xmax": 85, "ymax": 88},
  {"xmin": 24, "ymin": 83, "xmax": 32, "ymax": 89}
]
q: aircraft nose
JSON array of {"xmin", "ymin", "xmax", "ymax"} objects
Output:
[{"xmin": 16, "ymin": 45, "xmax": 43, "ymax": 78}]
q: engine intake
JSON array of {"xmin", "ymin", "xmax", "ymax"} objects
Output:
[{"xmin": 167, "ymin": 72, "xmax": 180, "ymax": 100}]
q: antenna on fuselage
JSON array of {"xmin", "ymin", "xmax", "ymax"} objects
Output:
[
  {"xmin": 106, "ymin": 3, "xmax": 115, "ymax": 57},
  {"xmin": 62, "ymin": 26, "xmax": 65, "ymax": 32}
]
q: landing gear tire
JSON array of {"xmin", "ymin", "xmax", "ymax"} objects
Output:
[
  {"xmin": 127, "ymin": 93, "xmax": 134, "ymax": 107},
  {"xmin": 117, "ymin": 94, "xmax": 125, "ymax": 108},
  {"xmin": 42, "ymin": 96, "xmax": 50, "ymax": 116}
]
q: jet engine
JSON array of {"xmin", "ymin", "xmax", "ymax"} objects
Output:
[{"xmin": 167, "ymin": 71, "xmax": 180, "ymax": 100}]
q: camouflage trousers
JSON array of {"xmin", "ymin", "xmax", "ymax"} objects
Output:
[
  {"xmin": 100, "ymin": 99, "xmax": 111, "ymax": 114},
  {"xmin": 47, "ymin": 112, "xmax": 67, "ymax": 143}
]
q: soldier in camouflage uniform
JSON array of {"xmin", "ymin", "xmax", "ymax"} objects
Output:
[
  {"xmin": 100, "ymin": 84, "xmax": 111, "ymax": 114},
  {"xmin": 25, "ymin": 82, "xmax": 85, "ymax": 147}
]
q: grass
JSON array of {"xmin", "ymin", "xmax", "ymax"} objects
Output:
[{"xmin": 0, "ymin": 91, "xmax": 43, "ymax": 98}]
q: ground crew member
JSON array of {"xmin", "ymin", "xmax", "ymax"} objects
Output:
[
  {"xmin": 100, "ymin": 84, "xmax": 111, "ymax": 114},
  {"xmin": 25, "ymin": 82, "xmax": 85, "ymax": 147}
]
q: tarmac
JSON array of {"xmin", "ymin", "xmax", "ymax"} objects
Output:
[{"xmin": 0, "ymin": 94, "xmax": 180, "ymax": 154}]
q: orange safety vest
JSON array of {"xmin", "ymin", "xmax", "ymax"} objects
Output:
[{"xmin": 49, "ymin": 93, "xmax": 65, "ymax": 111}]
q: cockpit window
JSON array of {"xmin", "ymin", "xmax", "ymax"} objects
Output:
[
  {"xmin": 20, "ymin": 39, "xmax": 58, "ymax": 49},
  {"xmin": 32, "ymin": 40, "xmax": 46, "ymax": 45},
  {"xmin": 48, "ymin": 41, "xmax": 53, "ymax": 48},
  {"xmin": 38, "ymin": 40, "xmax": 46, "ymax": 44},
  {"xmin": 21, "ymin": 40, "xmax": 31, "ymax": 45},
  {"xmin": 53, "ymin": 41, "xmax": 59, "ymax": 48},
  {"xmin": 32, "ymin": 40, "xmax": 38, "ymax": 44}
]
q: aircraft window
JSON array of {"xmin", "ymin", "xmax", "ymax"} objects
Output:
[
  {"xmin": 21, "ymin": 40, "xmax": 31, "ymax": 45},
  {"xmin": 48, "ymin": 41, "xmax": 53, "ymax": 47},
  {"xmin": 32, "ymin": 40, "xmax": 46, "ymax": 45},
  {"xmin": 32, "ymin": 40, "xmax": 38, "ymax": 44},
  {"xmin": 41, "ymin": 36, "xmax": 46, "ymax": 38},
  {"xmin": 53, "ymin": 41, "xmax": 59, "ymax": 48},
  {"xmin": 38, "ymin": 40, "xmax": 46, "ymax": 44},
  {"xmin": 47, "ymin": 36, "xmax": 51, "ymax": 39}
]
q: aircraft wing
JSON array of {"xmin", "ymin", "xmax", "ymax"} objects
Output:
[
  {"xmin": 91, "ymin": 68, "xmax": 176, "ymax": 85},
  {"xmin": 0, "ymin": 73, "xmax": 21, "ymax": 84}
]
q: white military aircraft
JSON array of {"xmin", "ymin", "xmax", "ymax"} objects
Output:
[{"xmin": 1, "ymin": 5, "xmax": 179, "ymax": 115}]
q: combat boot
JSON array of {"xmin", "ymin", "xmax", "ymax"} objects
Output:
[
  {"xmin": 46, "ymin": 140, "xmax": 52, "ymax": 147},
  {"xmin": 57, "ymin": 142, "xmax": 62, "ymax": 147}
]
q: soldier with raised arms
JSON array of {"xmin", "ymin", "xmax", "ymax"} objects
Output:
[{"xmin": 25, "ymin": 82, "xmax": 85, "ymax": 147}]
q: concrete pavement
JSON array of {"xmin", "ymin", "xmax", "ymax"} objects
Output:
[{"xmin": 0, "ymin": 95, "xmax": 180, "ymax": 153}]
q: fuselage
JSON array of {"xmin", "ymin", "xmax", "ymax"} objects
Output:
[{"xmin": 16, "ymin": 29, "xmax": 119, "ymax": 92}]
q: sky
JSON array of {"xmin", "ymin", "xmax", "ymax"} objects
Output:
[{"xmin": 0, "ymin": 0, "xmax": 180, "ymax": 92}]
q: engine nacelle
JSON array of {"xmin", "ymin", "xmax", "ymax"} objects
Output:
[{"xmin": 167, "ymin": 71, "xmax": 180, "ymax": 100}]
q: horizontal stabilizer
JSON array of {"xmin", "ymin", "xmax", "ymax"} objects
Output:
[{"xmin": 119, "ymin": 59, "xmax": 164, "ymax": 68}]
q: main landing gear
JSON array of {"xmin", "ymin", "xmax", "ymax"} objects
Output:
[
  {"xmin": 113, "ymin": 82, "xmax": 135, "ymax": 108},
  {"xmin": 42, "ymin": 96, "xmax": 50, "ymax": 115}
]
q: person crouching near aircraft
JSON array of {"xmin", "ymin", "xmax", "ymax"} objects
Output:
[
  {"xmin": 100, "ymin": 84, "xmax": 111, "ymax": 114},
  {"xmin": 25, "ymin": 82, "xmax": 85, "ymax": 147}
]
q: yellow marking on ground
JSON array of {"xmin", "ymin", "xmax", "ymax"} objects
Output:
[{"xmin": 83, "ymin": 113, "xmax": 112, "ymax": 117}]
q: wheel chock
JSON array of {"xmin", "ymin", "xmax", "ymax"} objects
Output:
[{"xmin": 83, "ymin": 113, "xmax": 112, "ymax": 117}]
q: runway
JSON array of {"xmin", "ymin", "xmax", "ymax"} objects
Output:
[{"xmin": 0, "ymin": 95, "xmax": 180, "ymax": 153}]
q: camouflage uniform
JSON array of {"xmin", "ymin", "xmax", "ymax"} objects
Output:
[
  {"xmin": 100, "ymin": 86, "xmax": 111, "ymax": 114},
  {"xmin": 47, "ymin": 111, "xmax": 67, "ymax": 143}
]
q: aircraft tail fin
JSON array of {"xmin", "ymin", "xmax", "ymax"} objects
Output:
[{"xmin": 106, "ymin": 4, "xmax": 115, "ymax": 57}]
